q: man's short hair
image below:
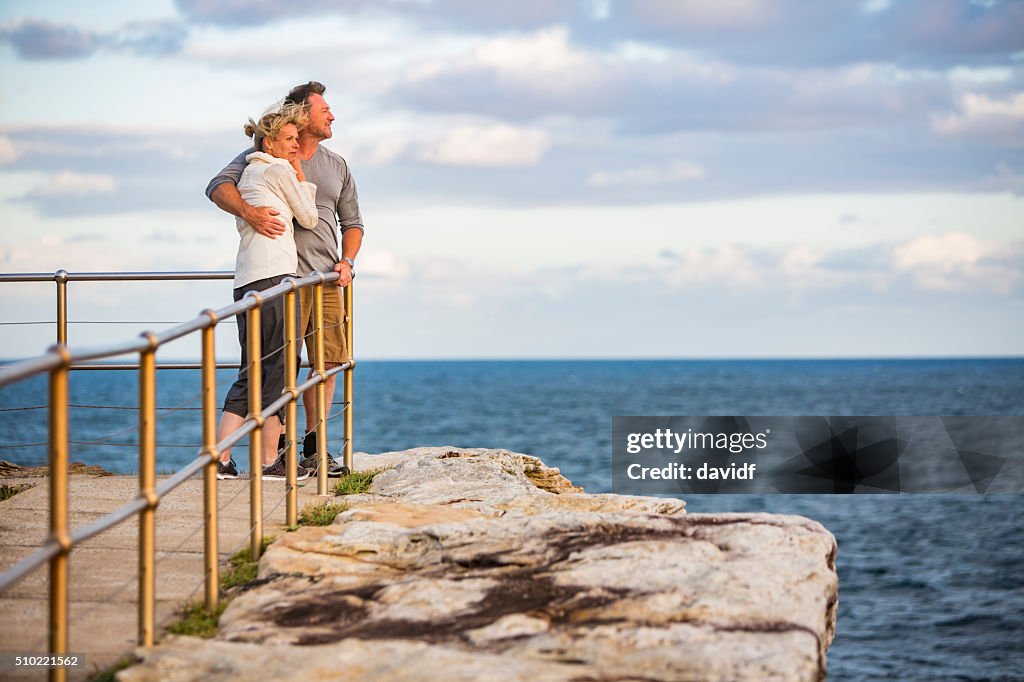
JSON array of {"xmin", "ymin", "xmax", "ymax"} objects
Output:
[{"xmin": 285, "ymin": 81, "xmax": 326, "ymax": 106}]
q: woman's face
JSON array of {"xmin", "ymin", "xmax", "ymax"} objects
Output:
[{"xmin": 263, "ymin": 123, "xmax": 300, "ymax": 160}]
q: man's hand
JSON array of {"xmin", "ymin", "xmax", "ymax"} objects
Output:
[
  {"xmin": 242, "ymin": 204, "xmax": 286, "ymax": 238},
  {"xmin": 333, "ymin": 259, "xmax": 353, "ymax": 286},
  {"xmin": 211, "ymin": 183, "xmax": 287, "ymax": 238}
]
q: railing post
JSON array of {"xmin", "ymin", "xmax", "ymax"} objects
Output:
[
  {"xmin": 200, "ymin": 316, "xmax": 219, "ymax": 610},
  {"xmin": 343, "ymin": 283, "xmax": 354, "ymax": 472},
  {"xmin": 138, "ymin": 333, "xmax": 158, "ymax": 647},
  {"xmin": 54, "ymin": 269, "xmax": 68, "ymax": 346},
  {"xmin": 313, "ymin": 279, "xmax": 328, "ymax": 496},
  {"xmin": 48, "ymin": 346, "xmax": 71, "ymax": 682},
  {"xmin": 246, "ymin": 297, "xmax": 264, "ymax": 561},
  {"xmin": 283, "ymin": 283, "xmax": 298, "ymax": 526}
]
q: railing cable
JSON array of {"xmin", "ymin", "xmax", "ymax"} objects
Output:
[
  {"xmin": 0, "ymin": 401, "xmax": 348, "ymax": 455},
  {"xmin": 0, "ymin": 320, "xmax": 241, "ymax": 326},
  {"xmin": 68, "ymin": 403, "xmax": 204, "ymax": 411}
]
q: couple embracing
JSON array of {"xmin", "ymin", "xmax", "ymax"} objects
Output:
[{"xmin": 207, "ymin": 81, "xmax": 363, "ymax": 481}]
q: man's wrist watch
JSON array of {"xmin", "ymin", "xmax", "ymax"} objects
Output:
[{"xmin": 341, "ymin": 257, "xmax": 355, "ymax": 269}]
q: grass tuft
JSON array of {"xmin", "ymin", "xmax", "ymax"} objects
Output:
[
  {"xmin": 298, "ymin": 500, "xmax": 349, "ymax": 526},
  {"xmin": 221, "ymin": 536, "xmax": 274, "ymax": 590},
  {"xmin": 333, "ymin": 467, "xmax": 389, "ymax": 496},
  {"xmin": 0, "ymin": 484, "xmax": 28, "ymax": 501},
  {"xmin": 167, "ymin": 601, "xmax": 228, "ymax": 638},
  {"xmin": 88, "ymin": 656, "xmax": 136, "ymax": 682}
]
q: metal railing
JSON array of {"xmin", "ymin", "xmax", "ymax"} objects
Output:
[
  {"xmin": 0, "ymin": 270, "xmax": 355, "ymax": 682},
  {"xmin": 0, "ymin": 269, "xmax": 319, "ymax": 369}
]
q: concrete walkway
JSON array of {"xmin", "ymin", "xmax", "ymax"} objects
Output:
[{"xmin": 0, "ymin": 469, "xmax": 337, "ymax": 681}]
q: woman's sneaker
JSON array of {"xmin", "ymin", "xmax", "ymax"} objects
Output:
[
  {"xmin": 262, "ymin": 453, "xmax": 312, "ymax": 481},
  {"xmin": 216, "ymin": 458, "xmax": 239, "ymax": 480}
]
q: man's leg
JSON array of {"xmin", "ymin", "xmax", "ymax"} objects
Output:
[
  {"xmin": 262, "ymin": 415, "xmax": 282, "ymax": 466},
  {"xmin": 302, "ymin": 369, "xmax": 338, "ymax": 440},
  {"xmin": 299, "ymin": 284, "xmax": 347, "ymax": 474},
  {"xmin": 216, "ymin": 411, "xmax": 279, "ymax": 466}
]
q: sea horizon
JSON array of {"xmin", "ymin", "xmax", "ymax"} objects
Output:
[{"xmin": 4, "ymin": 354, "xmax": 1024, "ymax": 365}]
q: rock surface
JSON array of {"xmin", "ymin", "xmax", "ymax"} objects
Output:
[{"xmin": 120, "ymin": 447, "xmax": 838, "ymax": 681}]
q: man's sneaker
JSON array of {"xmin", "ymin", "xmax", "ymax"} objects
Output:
[
  {"xmin": 216, "ymin": 458, "xmax": 239, "ymax": 480},
  {"xmin": 261, "ymin": 454, "xmax": 312, "ymax": 481},
  {"xmin": 300, "ymin": 451, "xmax": 350, "ymax": 478}
]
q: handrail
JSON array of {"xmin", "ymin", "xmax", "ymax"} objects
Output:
[
  {"xmin": 63, "ymin": 362, "xmax": 320, "ymax": 370},
  {"xmin": 0, "ymin": 269, "xmax": 232, "ymax": 365},
  {"xmin": 0, "ymin": 272, "xmax": 337, "ymax": 387},
  {"xmin": 0, "ymin": 353, "xmax": 64, "ymax": 385},
  {"xmin": 0, "ymin": 271, "xmax": 235, "ymax": 282},
  {"xmin": 0, "ymin": 269, "xmax": 340, "ymax": 371},
  {"xmin": 0, "ymin": 269, "xmax": 356, "ymax": 679}
]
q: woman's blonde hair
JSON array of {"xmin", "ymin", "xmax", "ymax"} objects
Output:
[{"xmin": 244, "ymin": 102, "xmax": 309, "ymax": 153}]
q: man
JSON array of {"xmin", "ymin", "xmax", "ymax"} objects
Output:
[{"xmin": 206, "ymin": 81, "xmax": 363, "ymax": 478}]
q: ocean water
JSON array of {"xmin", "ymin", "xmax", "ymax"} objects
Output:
[{"xmin": 1, "ymin": 358, "xmax": 1022, "ymax": 679}]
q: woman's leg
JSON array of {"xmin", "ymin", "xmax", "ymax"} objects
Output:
[
  {"xmin": 219, "ymin": 282, "xmax": 252, "ymax": 465},
  {"xmin": 219, "ymin": 274, "xmax": 292, "ymax": 469},
  {"xmin": 258, "ymin": 276, "xmax": 289, "ymax": 467},
  {"xmin": 217, "ymin": 411, "xmax": 245, "ymax": 463}
]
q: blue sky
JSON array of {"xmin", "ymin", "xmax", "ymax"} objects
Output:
[{"xmin": 0, "ymin": 0, "xmax": 1021, "ymax": 359}]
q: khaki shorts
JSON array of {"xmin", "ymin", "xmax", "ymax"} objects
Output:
[{"xmin": 298, "ymin": 284, "xmax": 347, "ymax": 366}]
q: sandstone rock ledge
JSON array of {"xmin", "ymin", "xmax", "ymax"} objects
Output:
[{"xmin": 121, "ymin": 447, "xmax": 838, "ymax": 682}]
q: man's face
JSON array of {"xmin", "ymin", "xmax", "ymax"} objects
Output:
[{"xmin": 305, "ymin": 94, "xmax": 334, "ymax": 140}]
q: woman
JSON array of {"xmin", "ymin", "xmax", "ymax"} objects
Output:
[{"xmin": 216, "ymin": 103, "xmax": 318, "ymax": 481}]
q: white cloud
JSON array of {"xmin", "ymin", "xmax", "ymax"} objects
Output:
[
  {"xmin": 403, "ymin": 25, "xmax": 736, "ymax": 113},
  {"xmin": 862, "ymin": 0, "xmax": 891, "ymax": 14},
  {"xmin": 416, "ymin": 124, "xmax": 550, "ymax": 167},
  {"xmin": 405, "ymin": 26, "xmax": 606, "ymax": 91},
  {"xmin": 931, "ymin": 91, "xmax": 1024, "ymax": 140},
  {"xmin": 0, "ymin": 135, "xmax": 17, "ymax": 164},
  {"xmin": 474, "ymin": 26, "xmax": 589, "ymax": 75},
  {"xmin": 587, "ymin": 160, "xmax": 706, "ymax": 187},
  {"xmin": 29, "ymin": 171, "xmax": 116, "ymax": 197},
  {"xmin": 948, "ymin": 66, "xmax": 1016, "ymax": 86},
  {"xmin": 892, "ymin": 231, "xmax": 1020, "ymax": 293},
  {"xmin": 342, "ymin": 114, "xmax": 553, "ymax": 168},
  {"xmin": 620, "ymin": 232, "xmax": 1022, "ymax": 296},
  {"xmin": 643, "ymin": 242, "xmax": 862, "ymax": 292},
  {"xmin": 893, "ymin": 232, "xmax": 988, "ymax": 271},
  {"xmin": 614, "ymin": 41, "xmax": 671, "ymax": 64},
  {"xmin": 358, "ymin": 249, "xmax": 410, "ymax": 281},
  {"xmin": 357, "ymin": 135, "xmax": 411, "ymax": 166}
]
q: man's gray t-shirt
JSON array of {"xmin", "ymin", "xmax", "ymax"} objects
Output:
[{"xmin": 206, "ymin": 145, "xmax": 363, "ymax": 276}]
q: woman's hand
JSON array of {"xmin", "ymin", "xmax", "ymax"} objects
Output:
[{"xmin": 290, "ymin": 158, "xmax": 305, "ymax": 182}]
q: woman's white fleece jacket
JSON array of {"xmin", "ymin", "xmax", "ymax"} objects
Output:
[{"xmin": 233, "ymin": 152, "xmax": 318, "ymax": 288}]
